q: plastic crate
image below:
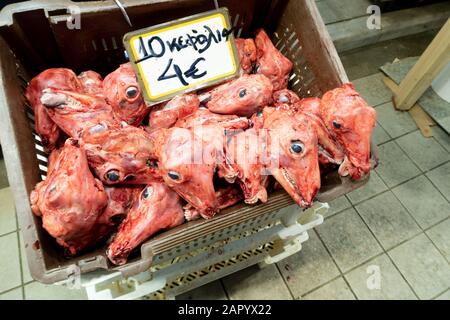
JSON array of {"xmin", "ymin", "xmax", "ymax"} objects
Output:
[
  {"xmin": 0, "ymin": 0, "xmax": 371, "ymax": 284},
  {"xmin": 82, "ymin": 202, "xmax": 327, "ymax": 300}
]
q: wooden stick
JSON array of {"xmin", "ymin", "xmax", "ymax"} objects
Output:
[
  {"xmin": 393, "ymin": 19, "xmax": 450, "ymax": 111},
  {"xmin": 383, "ymin": 76, "xmax": 435, "ymax": 137},
  {"xmin": 409, "ymin": 105, "xmax": 434, "ymax": 138}
]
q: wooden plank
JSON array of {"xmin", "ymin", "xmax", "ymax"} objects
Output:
[
  {"xmin": 382, "ymin": 57, "xmax": 450, "ymax": 135},
  {"xmin": 409, "ymin": 105, "xmax": 434, "ymax": 138},
  {"xmin": 383, "ymin": 76, "xmax": 435, "ymax": 137},
  {"xmin": 393, "ymin": 19, "xmax": 450, "ymax": 110}
]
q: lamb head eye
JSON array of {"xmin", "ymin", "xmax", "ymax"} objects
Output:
[
  {"xmin": 278, "ymin": 94, "xmax": 289, "ymax": 103},
  {"xmin": 333, "ymin": 121, "xmax": 342, "ymax": 129},
  {"xmin": 290, "ymin": 140, "xmax": 304, "ymax": 154},
  {"xmin": 105, "ymin": 170, "xmax": 120, "ymax": 182},
  {"xmin": 168, "ymin": 171, "xmax": 181, "ymax": 181},
  {"xmin": 142, "ymin": 186, "xmax": 153, "ymax": 199},
  {"xmin": 126, "ymin": 86, "xmax": 138, "ymax": 99},
  {"xmin": 239, "ymin": 89, "xmax": 247, "ymax": 98}
]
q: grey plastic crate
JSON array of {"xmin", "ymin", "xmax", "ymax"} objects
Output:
[{"xmin": 0, "ymin": 0, "xmax": 371, "ymax": 284}]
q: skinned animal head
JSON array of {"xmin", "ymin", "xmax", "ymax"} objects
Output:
[
  {"xmin": 29, "ymin": 139, "xmax": 108, "ymax": 255},
  {"xmin": 83, "ymin": 125, "xmax": 160, "ymax": 185},
  {"xmin": 235, "ymin": 38, "xmax": 257, "ymax": 74},
  {"xmin": 320, "ymin": 83, "xmax": 376, "ymax": 180},
  {"xmin": 263, "ymin": 108, "xmax": 320, "ymax": 207},
  {"xmin": 255, "ymin": 29, "xmax": 293, "ymax": 91},
  {"xmin": 25, "ymin": 68, "xmax": 83, "ymax": 150},
  {"xmin": 175, "ymin": 108, "xmax": 249, "ymax": 130},
  {"xmin": 204, "ymin": 74, "xmax": 273, "ymax": 117},
  {"xmin": 103, "ymin": 63, "xmax": 149, "ymax": 125},
  {"xmin": 40, "ymin": 88, "xmax": 119, "ymax": 138},
  {"xmin": 296, "ymin": 97, "xmax": 345, "ymax": 166},
  {"xmin": 154, "ymin": 127, "xmax": 219, "ymax": 218},
  {"xmin": 148, "ymin": 94, "xmax": 199, "ymax": 130},
  {"xmin": 107, "ymin": 182, "xmax": 184, "ymax": 265},
  {"xmin": 223, "ymin": 128, "xmax": 268, "ymax": 204}
]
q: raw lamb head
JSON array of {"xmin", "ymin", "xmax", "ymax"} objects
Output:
[
  {"xmin": 25, "ymin": 68, "xmax": 83, "ymax": 150},
  {"xmin": 78, "ymin": 70, "xmax": 103, "ymax": 96},
  {"xmin": 320, "ymin": 83, "xmax": 376, "ymax": 180},
  {"xmin": 148, "ymin": 94, "xmax": 199, "ymax": 130},
  {"xmin": 174, "ymin": 108, "xmax": 249, "ymax": 130},
  {"xmin": 273, "ymin": 89, "xmax": 301, "ymax": 110},
  {"xmin": 222, "ymin": 128, "xmax": 268, "ymax": 204},
  {"xmin": 235, "ymin": 38, "xmax": 257, "ymax": 74},
  {"xmin": 202, "ymin": 74, "xmax": 273, "ymax": 117},
  {"xmin": 83, "ymin": 125, "xmax": 160, "ymax": 185},
  {"xmin": 101, "ymin": 187, "xmax": 141, "ymax": 226},
  {"xmin": 102, "ymin": 63, "xmax": 149, "ymax": 126},
  {"xmin": 107, "ymin": 182, "xmax": 184, "ymax": 265},
  {"xmin": 184, "ymin": 185, "xmax": 243, "ymax": 221},
  {"xmin": 152, "ymin": 127, "xmax": 220, "ymax": 218},
  {"xmin": 255, "ymin": 29, "xmax": 293, "ymax": 91},
  {"xmin": 40, "ymin": 88, "xmax": 119, "ymax": 138},
  {"xmin": 262, "ymin": 108, "xmax": 321, "ymax": 208},
  {"xmin": 29, "ymin": 139, "xmax": 108, "ymax": 255},
  {"xmin": 296, "ymin": 97, "xmax": 345, "ymax": 166}
]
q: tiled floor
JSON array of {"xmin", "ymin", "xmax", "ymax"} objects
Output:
[{"xmin": 1, "ymin": 71, "xmax": 448, "ymax": 300}]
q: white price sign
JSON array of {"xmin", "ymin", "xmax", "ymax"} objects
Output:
[{"xmin": 123, "ymin": 8, "xmax": 240, "ymax": 104}]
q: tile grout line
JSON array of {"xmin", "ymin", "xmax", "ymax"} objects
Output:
[
  {"xmin": 375, "ymin": 136, "xmax": 450, "ymax": 192},
  {"xmin": 374, "ymin": 126, "xmax": 449, "ymax": 149},
  {"xmin": 351, "ymin": 203, "xmax": 421, "ymax": 300},
  {"xmin": 367, "ymin": 139, "xmax": 450, "ymax": 235},
  {"xmin": 429, "ymin": 129, "xmax": 450, "ymax": 156},
  {"xmin": 274, "ymin": 262, "xmax": 296, "ymax": 300},
  {"xmin": 392, "ymin": 175, "xmax": 450, "ymax": 225},
  {"xmin": 376, "ymin": 177, "xmax": 450, "ymax": 298},
  {"xmin": 311, "ymin": 228, "xmax": 361, "ymax": 300},
  {"xmin": 422, "ymin": 167, "xmax": 450, "ymax": 205},
  {"xmin": 0, "ymin": 284, "xmax": 23, "ymax": 297},
  {"xmin": 14, "ymin": 209, "xmax": 26, "ymax": 300},
  {"xmin": 0, "ymin": 230, "xmax": 18, "ymax": 239},
  {"xmin": 323, "ymin": 205, "xmax": 350, "ymax": 220},
  {"xmin": 392, "ymin": 136, "xmax": 450, "ymax": 176},
  {"xmin": 382, "ymin": 139, "xmax": 450, "ymax": 266},
  {"xmin": 347, "ymin": 187, "xmax": 390, "ymax": 208},
  {"xmin": 430, "ymin": 286, "xmax": 450, "ymax": 300},
  {"xmin": 395, "ymin": 132, "xmax": 450, "ymax": 173},
  {"xmin": 422, "ymin": 216, "xmax": 450, "ymax": 233},
  {"xmin": 340, "ymin": 274, "xmax": 358, "ymax": 300},
  {"xmin": 219, "ymin": 279, "xmax": 230, "ymax": 300},
  {"xmin": 324, "ymin": 13, "xmax": 371, "ymax": 27},
  {"xmin": 423, "ymin": 219, "xmax": 450, "ymax": 266},
  {"xmin": 298, "ymin": 250, "xmax": 389, "ymax": 299},
  {"xmin": 298, "ymin": 274, "xmax": 342, "ymax": 298}
]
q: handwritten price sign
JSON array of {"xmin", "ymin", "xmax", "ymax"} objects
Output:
[{"xmin": 124, "ymin": 8, "xmax": 240, "ymax": 104}]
